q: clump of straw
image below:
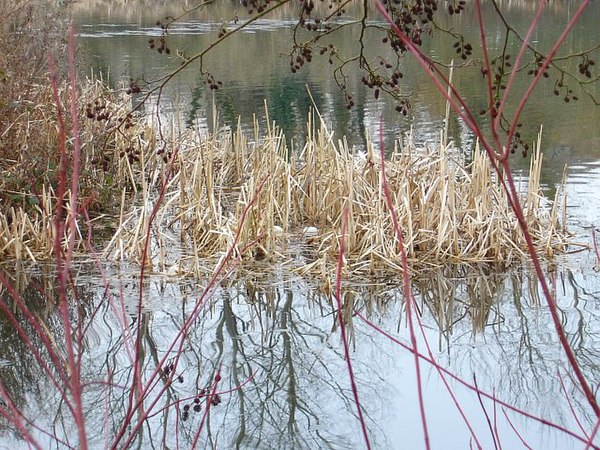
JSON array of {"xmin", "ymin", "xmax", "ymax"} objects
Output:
[{"xmin": 105, "ymin": 110, "xmax": 569, "ymax": 277}]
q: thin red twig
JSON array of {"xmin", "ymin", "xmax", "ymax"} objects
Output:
[
  {"xmin": 334, "ymin": 207, "xmax": 372, "ymax": 450},
  {"xmin": 378, "ymin": 117, "xmax": 430, "ymax": 449}
]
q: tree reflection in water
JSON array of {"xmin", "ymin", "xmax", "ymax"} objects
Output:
[{"xmin": 0, "ymin": 262, "xmax": 599, "ymax": 448}]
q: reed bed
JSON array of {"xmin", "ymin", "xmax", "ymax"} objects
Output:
[
  {"xmin": 104, "ymin": 111, "xmax": 570, "ymax": 277},
  {"xmin": 0, "ymin": 78, "xmax": 152, "ymax": 260},
  {"xmin": 0, "ymin": 74, "xmax": 568, "ymax": 271}
]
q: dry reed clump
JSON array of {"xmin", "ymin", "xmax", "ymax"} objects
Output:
[
  {"xmin": 105, "ymin": 112, "xmax": 569, "ymax": 277},
  {"xmin": 0, "ymin": 73, "xmax": 155, "ymax": 260},
  {"xmin": 1, "ymin": 0, "xmax": 154, "ymax": 259}
]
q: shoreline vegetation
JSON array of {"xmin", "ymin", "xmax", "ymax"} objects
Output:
[{"xmin": 0, "ymin": 74, "xmax": 570, "ymax": 276}]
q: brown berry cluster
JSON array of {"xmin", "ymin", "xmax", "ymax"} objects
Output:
[
  {"xmin": 452, "ymin": 40, "xmax": 473, "ymax": 61},
  {"xmin": 117, "ymin": 113, "xmax": 136, "ymax": 130},
  {"xmin": 552, "ymin": 78, "xmax": 578, "ymax": 103},
  {"xmin": 508, "ymin": 124, "xmax": 531, "ymax": 158},
  {"xmin": 380, "ymin": 0, "xmax": 438, "ymax": 53},
  {"xmin": 180, "ymin": 389, "xmax": 223, "ymax": 422},
  {"xmin": 299, "ymin": 16, "xmax": 322, "ymax": 32},
  {"xmin": 395, "ymin": 98, "xmax": 411, "ymax": 116},
  {"xmin": 85, "ymin": 100, "xmax": 109, "ymax": 122},
  {"xmin": 300, "ymin": 0, "xmax": 315, "ymax": 16},
  {"xmin": 156, "ymin": 146, "xmax": 173, "ymax": 164},
  {"xmin": 120, "ymin": 144, "xmax": 141, "ymax": 164},
  {"xmin": 487, "ymin": 54, "xmax": 512, "ymax": 92},
  {"xmin": 240, "ymin": 0, "xmax": 272, "ymax": 14},
  {"xmin": 180, "ymin": 374, "xmax": 224, "ymax": 423},
  {"xmin": 345, "ymin": 92, "xmax": 354, "ymax": 109},
  {"xmin": 578, "ymin": 56, "xmax": 595, "ymax": 79},
  {"xmin": 360, "ymin": 62, "xmax": 406, "ymax": 110},
  {"xmin": 125, "ymin": 78, "xmax": 142, "ymax": 95},
  {"xmin": 148, "ymin": 36, "xmax": 170, "ymax": 55},
  {"xmin": 205, "ymin": 73, "xmax": 222, "ymax": 91},
  {"xmin": 161, "ymin": 360, "xmax": 184, "ymax": 383},
  {"xmin": 290, "ymin": 46, "xmax": 313, "ymax": 73},
  {"xmin": 448, "ymin": 0, "xmax": 466, "ymax": 15},
  {"xmin": 91, "ymin": 154, "xmax": 111, "ymax": 172},
  {"xmin": 527, "ymin": 53, "xmax": 550, "ymax": 78}
]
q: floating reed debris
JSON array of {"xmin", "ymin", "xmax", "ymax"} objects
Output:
[{"xmin": 104, "ymin": 111, "xmax": 570, "ymax": 277}]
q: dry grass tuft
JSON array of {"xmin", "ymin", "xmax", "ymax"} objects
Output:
[
  {"xmin": 104, "ymin": 110, "xmax": 569, "ymax": 277},
  {"xmin": 0, "ymin": 75, "xmax": 154, "ymax": 259}
]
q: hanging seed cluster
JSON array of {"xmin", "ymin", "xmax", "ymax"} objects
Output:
[
  {"xmin": 527, "ymin": 53, "xmax": 550, "ymax": 78},
  {"xmin": 380, "ymin": 0, "xmax": 439, "ymax": 52},
  {"xmin": 180, "ymin": 375, "xmax": 223, "ymax": 423},
  {"xmin": 578, "ymin": 56, "xmax": 595, "ymax": 79},
  {"xmin": 148, "ymin": 36, "xmax": 170, "ymax": 55},
  {"xmin": 290, "ymin": 46, "xmax": 314, "ymax": 73},
  {"xmin": 241, "ymin": 0, "xmax": 272, "ymax": 14},
  {"xmin": 553, "ymin": 78, "xmax": 578, "ymax": 103},
  {"xmin": 360, "ymin": 58, "xmax": 408, "ymax": 113},
  {"xmin": 148, "ymin": 19, "xmax": 172, "ymax": 55},
  {"xmin": 447, "ymin": 0, "xmax": 466, "ymax": 15},
  {"xmin": 125, "ymin": 78, "xmax": 142, "ymax": 95},
  {"xmin": 452, "ymin": 39, "xmax": 473, "ymax": 61},
  {"xmin": 205, "ymin": 72, "xmax": 222, "ymax": 91},
  {"xmin": 85, "ymin": 100, "xmax": 110, "ymax": 122},
  {"xmin": 508, "ymin": 123, "xmax": 531, "ymax": 158}
]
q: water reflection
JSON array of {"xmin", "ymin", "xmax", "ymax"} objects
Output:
[{"xmin": 1, "ymin": 261, "xmax": 599, "ymax": 448}]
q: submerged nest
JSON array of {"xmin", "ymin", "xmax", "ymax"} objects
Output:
[{"xmin": 102, "ymin": 112, "xmax": 569, "ymax": 277}]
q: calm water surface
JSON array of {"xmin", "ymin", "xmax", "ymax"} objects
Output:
[{"xmin": 1, "ymin": 1, "xmax": 599, "ymax": 448}]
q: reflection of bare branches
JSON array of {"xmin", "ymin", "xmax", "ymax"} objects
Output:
[{"xmin": 1, "ymin": 263, "xmax": 600, "ymax": 447}]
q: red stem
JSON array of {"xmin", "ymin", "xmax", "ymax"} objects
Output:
[
  {"xmin": 493, "ymin": 0, "xmax": 547, "ymax": 148},
  {"xmin": 191, "ymin": 366, "xmax": 223, "ymax": 449},
  {"xmin": 334, "ymin": 208, "xmax": 372, "ymax": 450},
  {"xmin": 501, "ymin": 408, "xmax": 533, "ymax": 450},
  {"xmin": 113, "ymin": 178, "xmax": 269, "ymax": 449},
  {"xmin": 504, "ymin": 1, "xmax": 590, "ymax": 160},
  {"xmin": 355, "ymin": 310, "xmax": 597, "ymax": 448},
  {"xmin": 378, "ymin": 117, "xmax": 430, "ymax": 448},
  {"xmin": 475, "ymin": 0, "xmax": 501, "ymax": 150},
  {"xmin": 376, "ymin": 0, "xmax": 599, "ymax": 419}
]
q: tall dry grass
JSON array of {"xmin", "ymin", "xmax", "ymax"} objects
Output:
[{"xmin": 104, "ymin": 109, "xmax": 569, "ymax": 278}]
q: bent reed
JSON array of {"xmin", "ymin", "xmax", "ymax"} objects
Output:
[{"xmin": 0, "ymin": 78, "xmax": 569, "ymax": 275}]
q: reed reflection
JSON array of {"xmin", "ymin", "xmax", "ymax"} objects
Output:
[{"xmin": 0, "ymin": 263, "xmax": 599, "ymax": 447}]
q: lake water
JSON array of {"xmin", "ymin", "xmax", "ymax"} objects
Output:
[{"xmin": 1, "ymin": 1, "xmax": 600, "ymax": 448}]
